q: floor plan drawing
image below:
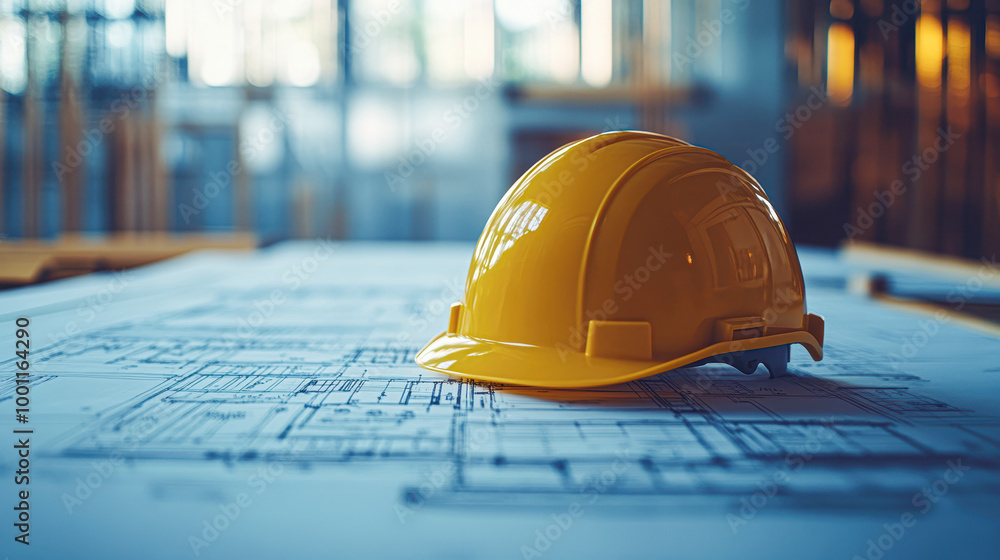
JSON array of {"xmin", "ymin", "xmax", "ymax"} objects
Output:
[{"xmin": 3, "ymin": 244, "xmax": 1000, "ymax": 559}]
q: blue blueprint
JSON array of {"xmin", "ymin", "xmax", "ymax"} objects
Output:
[{"xmin": 2, "ymin": 242, "xmax": 999, "ymax": 559}]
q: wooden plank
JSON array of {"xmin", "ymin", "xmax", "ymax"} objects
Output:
[
  {"xmin": 843, "ymin": 240, "xmax": 1000, "ymax": 286},
  {"xmin": 0, "ymin": 232, "xmax": 257, "ymax": 286},
  {"xmin": 0, "ymin": 253, "xmax": 57, "ymax": 285}
]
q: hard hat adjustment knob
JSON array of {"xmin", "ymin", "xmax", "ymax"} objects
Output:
[{"xmin": 698, "ymin": 344, "xmax": 791, "ymax": 378}]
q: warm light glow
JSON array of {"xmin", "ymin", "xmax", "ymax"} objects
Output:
[
  {"xmin": 916, "ymin": 15, "xmax": 944, "ymax": 90},
  {"xmin": 987, "ymin": 15, "xmax": 1000, "ymax": 60},
  {"xmin": 947, "ymin": 19, "xmax": 970, "ymax": 102},
  {"xmin": 581, "ymin": 0, "xmax": 613, "ymax": 87},
  {"xmin": 826, "ymin": 22, "xmax": 854, "ymax": 105},
  {"xmin": 464, "ymin": 0, "xmax": 494, "ymax": 79}
]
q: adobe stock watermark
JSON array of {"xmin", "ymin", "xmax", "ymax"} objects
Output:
[
  {"xmin": 390, "ymin": 276, "xmax": 465, "ymax": 350},
  {"xmin": 385, "ymin": 77, "xmax": 501, "ymax": 192},
  {"xmin": 222, "ymin": 237, "xmax": 338, "ymax": 341},
  {"xmin": 679, "ymin": 286, "xmax": 803, "ymax": 392},
  {"xmin": 211, "ymin": 0, "xmax": 251, "ymax": 18},
  {"xmin": 726, "ymin": 419, "xmax": 837, "ymax": 533},
  {"xmin": 845, "ymin": 126, "xmax": 960, "ymax": 239},
  {"xmin": 348, "ymin": 0, "xmax": 403, "ymax": 54},
  {"xmin": 187, "ymin": 460, "xmax": 286, "ymax": 556},
  {"xmin": 51, "ymin": 70, "xmax": 170, "ymax": 184},
  {"xmin": 46, "ymin": 269, "xmax": 134, "ymax": 347},
  {"xmin": 672, "ymin": 0, "xmax": 750, "ymax": 71},
  {"xmin": 394, "ymin": 423, "xmax": 500, "ymax": 523},
  {"xmin": 851, "ymin": 458, "xmax": 970, "ymax": 560},
  {"xmin": 888, "ymin": 255, "xmax": 999, "ymax": 369},
  {"xmin": 519, "ymin": 449, "xmax": 634, "ymax": 559},
  {"xmin": 386, "ymin": 107, "xmax": 629, "ymax": 194},
  {"xmin": 179, "ymin": 106, "xmax": 293, "ymax": 224},
  {"xmin": 716, "ymin": 85, "xmax": 829, "ymax": 201},
  {"xmin": 554, "ymin": 245, "xmax": 672, "ymax": 363},
  {"xmin": 60, "ymin": 415, "xmax": 157, "ymax": 514},
  {"xmin": 542, "ymin": 0, "xmax": 575, "ymax": 27},
  {"xmin": 504, "ymin": 115, "xmax": 630, "ymax": 207},
  {"xmin": 877, "ymin": 0, "xmax": 930, "ymax": 40}
]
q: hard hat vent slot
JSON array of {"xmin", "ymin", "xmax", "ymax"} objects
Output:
[{"xmin": 733, "ymin": 327, "xmax": 764, "ymax": 340}]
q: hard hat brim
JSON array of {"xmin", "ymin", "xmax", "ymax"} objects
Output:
[{"xmin": 415, "ymin": 330, "xmax": 823, "ymax": 388}]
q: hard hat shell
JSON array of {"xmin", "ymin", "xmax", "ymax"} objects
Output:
[{"xmin": 416, "ymin": 131, "xmax": 824, "ymax": 388}]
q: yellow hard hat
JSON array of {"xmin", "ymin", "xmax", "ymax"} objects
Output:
[{"xmin": 416, "ymin": 131, "xmax": 824, "ymax": 388}]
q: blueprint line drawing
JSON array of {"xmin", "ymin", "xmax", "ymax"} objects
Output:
[
  {"xmin": 3, "ymin": 245, "xmax": 1000, "ymax": 559},
  {"xmin": 4, "ymin": 249, "xmax": 997, "ymax": 512}
]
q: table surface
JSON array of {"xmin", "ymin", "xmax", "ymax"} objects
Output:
[{"xmin": 2, "ymin": 241, "xmax": 999, "ymax": 559}]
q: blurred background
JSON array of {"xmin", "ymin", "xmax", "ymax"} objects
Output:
[{"xmin": 1, "ymin": 0, "xmax": 999, "ymax": 282}]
